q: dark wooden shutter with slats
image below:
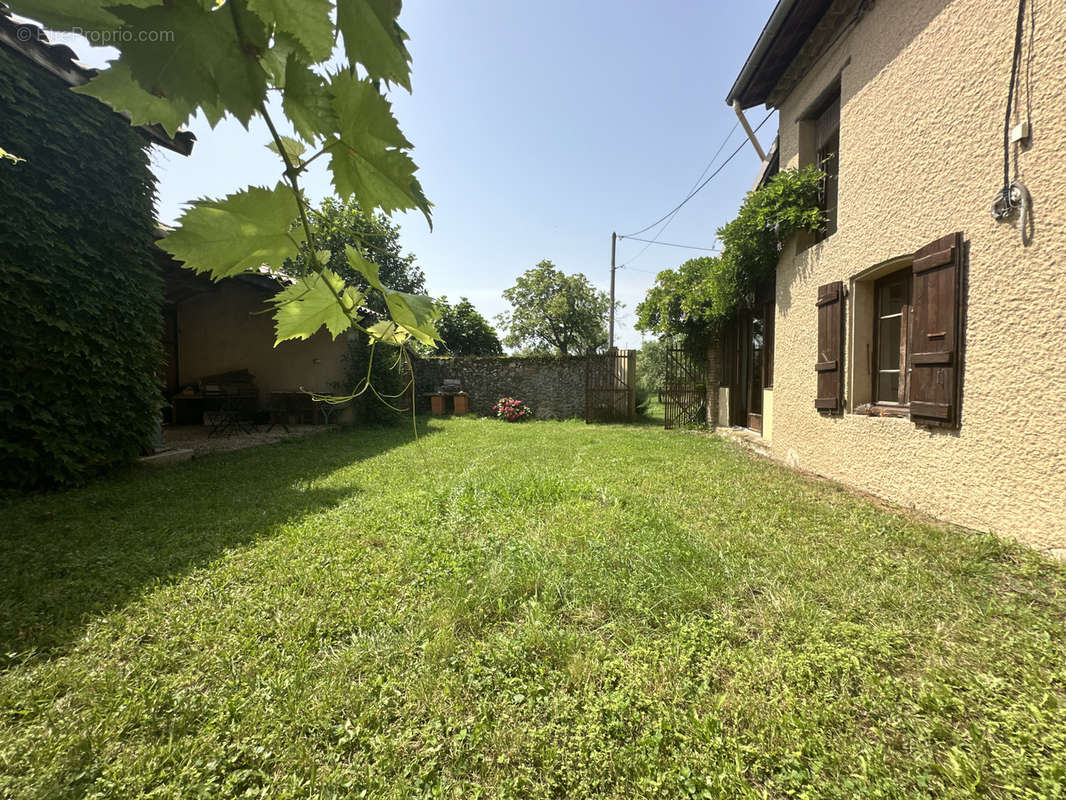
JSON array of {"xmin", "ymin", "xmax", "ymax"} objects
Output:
[
  {"xmin": 909, "ymin": 232, "xmax": 964, "ymax": 428},
  {"xmin": 815, "ymin": 281, "xmax": 844, "ymax": 413}
]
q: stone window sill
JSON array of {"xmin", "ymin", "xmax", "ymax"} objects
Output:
[{"xmin": 853, "ymin": 403, "xmax": 910, "ymax": 419}]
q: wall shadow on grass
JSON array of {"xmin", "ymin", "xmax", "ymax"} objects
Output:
[{"xmin": 0, "ymin": 422, "xmax": 437, "ymax": 668}]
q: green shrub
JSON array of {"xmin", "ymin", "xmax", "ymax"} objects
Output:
[{"xmin": 634, "ymin": 384, "xmax": 651, "ymax": 416}]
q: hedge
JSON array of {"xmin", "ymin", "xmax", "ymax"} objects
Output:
[{"xmin": 0, "ymin": 44, "xmax": 163, "ymax": 490}]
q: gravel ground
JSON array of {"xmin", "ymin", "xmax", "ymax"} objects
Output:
[{"xmin": 162, "ymin": 424, "xmax": 330, "ymax": 456}]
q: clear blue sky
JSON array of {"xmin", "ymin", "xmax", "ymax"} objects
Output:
[{"xmin": 70, "ymin": 1, "xmax": 778, "ymax": 350}]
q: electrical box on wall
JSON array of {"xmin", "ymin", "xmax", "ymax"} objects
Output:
[{"xmin": 1010, "ymin": 121, "xmax": 1030, "ymax": 144}]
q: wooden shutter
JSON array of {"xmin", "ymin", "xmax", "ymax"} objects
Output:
[
  {"xmin": 815, "ymin": 94, "xmax": 840, "ymax": 151},
  {"xmin": 909, "ymin": 232, "xmax": 964, "ymax": 428},
  {"xmin": 815, "ymin": 281, "xmax": 844, "ymax": 413}
]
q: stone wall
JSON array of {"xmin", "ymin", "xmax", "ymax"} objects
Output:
[{"xmin": 414, "ymin": 356, "xmax": 587, "ymax": 420}]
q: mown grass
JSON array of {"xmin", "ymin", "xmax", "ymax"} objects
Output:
[{"xmin": 1, "ymin": 418, "xmax": 1064, "ymax": 799}]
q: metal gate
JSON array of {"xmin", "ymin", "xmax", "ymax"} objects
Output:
[
  {"xmin": 585, "ymin": 349, "xmax": 636, "ymax": 422},
  {"xmin": 664, "ymin": 344, "xmax": 707, "ymax": 429}
]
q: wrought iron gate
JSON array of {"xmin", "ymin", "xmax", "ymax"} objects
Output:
[
  {"xmin": 585, "ymin": 349, "xmax": 636, "ymax": 422},
  {"xmin": 663, "ymin": 344, "xmax": 707, "ymax": 429}
]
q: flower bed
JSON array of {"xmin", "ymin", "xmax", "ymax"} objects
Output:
[{"xmin": 492, "ymin": 397, "xmax": 533, "ymax": 422}]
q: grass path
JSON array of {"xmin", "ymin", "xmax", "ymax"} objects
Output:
[{"xmin": 1, "ymin": 418, "xmax": 1064, "ymax": 799}]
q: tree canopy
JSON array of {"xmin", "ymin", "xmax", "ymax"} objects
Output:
[
  {"xmin": 434, "ymin": 297, "xmax": 503, "ymax": 356},
  {"xmin": 288, "ymin": 197, "xmax": 425, "ymax": 316},
  {"xmin": 496, "ymin": 260, "xmax": 611, "ymax": 356},
  {"xmin": 635, "ymin": 257, "xmax": 720, "ymax": 342}
]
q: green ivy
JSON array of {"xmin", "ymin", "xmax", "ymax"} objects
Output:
[
  {"xmin": 714, "ymin": 164, "xmax": 824, "ymax": 317},
  {"xmin": 0, "ymin": 45, "xmax": 162, "ymax": 490},
  {"xmin": 636, "ymin": 166, "xmax": 824, "ymax": 343}
]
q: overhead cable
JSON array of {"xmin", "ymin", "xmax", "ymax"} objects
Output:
[{"xmin": 620, "ymin": 111, "xmax": 773, "ymax": 239}]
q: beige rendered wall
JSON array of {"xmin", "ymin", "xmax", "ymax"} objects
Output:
[
  {"xmin": 177, "ymin": 280, "xmax": 352, "ymax": 400},
  {"xmin": 765, "ymin": 0, "xmax": 1066, "ymax": 550}
]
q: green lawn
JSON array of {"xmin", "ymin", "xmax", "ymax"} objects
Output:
[{"xmin": 2, "ymin": 418, "xmax": 1065, "ymax": 799}]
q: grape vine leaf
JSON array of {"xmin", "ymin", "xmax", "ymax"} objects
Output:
[
  {"xmin": 74, "ymin": 60, "xmax": 194, "ymax": 137},
  {"xmin": 8, "ymin": 0, "xmax": 122, "ymax": 31},
  {"xmin": 344, "ymin": 245, "xmax": 385, "ymax": 291},
  {"xmin": 345, "ymin": 247, "xmax": 438, "ymax": 345},
  {"xmin": 95, "ymin": 0, "xmax": 267, "ymax": 129},
  {"xmin": 366, "ymin": 320, "xmax": 409, "ymax": 346},
  {"xmin": 282, "ymin": 58, "xmax": 337, "ymax": 143},
  {"xmin": 384, "ymin": 289, "xmax": 439, "ymax": 346},
  {"xmin": 266, "ymin": 135, "xmax": 306, "ymax": 165},
  {"xmin": 161, "ymin": 183, "xmax": 304, "ymax": 280},
  {"xmin": 326, "ymin": 72, "xmax": 430, "ymax": 224},
  {"xmin": 336, "ymin": 0, "xmax": 412, "ymax": 91},
  {"xmin": 271, "ymin": 269, "xmax": 365, "ymax": 344},
  {"xmin": 246, "ymin": 0, "xmax": 335, "ymax": 63}
]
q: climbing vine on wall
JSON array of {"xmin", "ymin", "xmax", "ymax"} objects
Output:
[{"xmin": 0, "ymin": 44, "xmax": 162, "ymax": 489}]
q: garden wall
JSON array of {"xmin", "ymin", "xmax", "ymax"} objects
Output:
[{"xmin": 414, "ymin": 356, "xmax": 587, "ymax": 420}]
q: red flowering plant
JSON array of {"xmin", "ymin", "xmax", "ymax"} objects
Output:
[{"xmin": 492, "ymin": 397, "xmax": 533, "ymax": 422}]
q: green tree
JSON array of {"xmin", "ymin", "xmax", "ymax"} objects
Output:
[
  {"xmin": 434, "ymin": 297, "xmax": 503, "ymax": 356},
  {"xmin": 636, "ymin": 257, "xmax": 720, "ymax": 344},
  {"xmin": 496, "ymin": 260, "xmax": 611, "ymax": 356},
  {"xmin": 638, "ymin": 337, "xmax": 676, "ymax": 397}
]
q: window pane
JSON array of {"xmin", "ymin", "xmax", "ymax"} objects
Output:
[
  {"xmin": 877, "ymin": 372, "xmax": 900, "ymax": 403},
  {"xmin": 879, "ymin": 277, "xmax": 907, "ymax": 317},
  {"xmin": 878, "ymin": 316, "xmax": 902, "ymax": 371}
]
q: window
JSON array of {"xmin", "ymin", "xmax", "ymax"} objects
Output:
[
  {"xmin": 873, "ymin": 270, "xmax": 910, "ymax": 405},
  {"xmin": 846, "ymin": 232, "xmax": 965, "ymax": 429}
]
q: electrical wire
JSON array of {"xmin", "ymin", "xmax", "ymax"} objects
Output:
[
  {"xmin": 616, "ymin": 122, "xmax": 739, "ymax": 267},
  {"xmin": 624, "ymin": 118, "xmax": 738, "ymax": 241},
  {"xmin": 991, "ymin": 0, "xmax": 1032, "ymax": 229},
  {"xmin": 620, "ymin": 236, "xmax": 720, "ymax": 252},
  {"xmin": 620, "ymin": 111, "xmax": 773, "ymax": 240},
  {"xmin": 1003, "ymin": 0, "xmax": 1027, "ymax": 195}
]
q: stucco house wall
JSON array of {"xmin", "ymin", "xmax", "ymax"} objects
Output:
[
  {"xmin": 176, "ymin": 280, "xmax": 352, "ymax": 400},
  {"xmin": 759, "ymin": 0, "xmax": 1066, "ymax": 549}
]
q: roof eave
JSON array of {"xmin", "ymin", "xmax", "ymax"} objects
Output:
[
  {"xmin": 725, "ymin": 0, "xmax": 801, "ymax": 109},
  {"xmin": 725, "ymin": 0, "xmax": 836, "ymax": 111}
]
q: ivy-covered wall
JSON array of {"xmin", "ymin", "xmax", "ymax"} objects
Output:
[{"xmin": 0, "ymin": 44, "xmax": 162, "ymax": 490}]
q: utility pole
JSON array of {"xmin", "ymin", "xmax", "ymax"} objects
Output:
[{"xmin": 608, "ymin": 231, "xmax": 617, "ymax": 350}]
